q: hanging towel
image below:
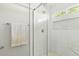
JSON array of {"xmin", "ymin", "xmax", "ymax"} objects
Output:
[{"xmin": 11, "ymin": 23, "xmax": 28, "ymax": 47}]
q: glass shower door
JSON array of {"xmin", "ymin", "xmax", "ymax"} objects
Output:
[{"xmin": 33, "ymin": 4, "xmax": 48, "ymax": 56}]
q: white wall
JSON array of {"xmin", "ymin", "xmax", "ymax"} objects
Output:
[
  {"xmin": 52, "ymin": 18, "xmax": 79, "ymax": 56},
  {"xmin": 33, "ymin": 4, "xmax": 49, "ymax": 56},
  {"xmin": 0, "ymin": 3, "xmax": 30, "ymax": 56},
  {"xmin": 49, "ymin": 3, "xmax": 79, "ymax": 56}
]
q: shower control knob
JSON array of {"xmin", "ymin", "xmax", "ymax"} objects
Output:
[
  {"xmin": 41, "ymin": 29, "xmax": 44, "ymax": 32},
  {"xmin": 0, "ymin": 46, "xmax": 4, "ymax": 49}
]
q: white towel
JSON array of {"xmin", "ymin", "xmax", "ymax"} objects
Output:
[{"xmin": 11, "ymin": 23, "xmax": 28, "ymax": 47}]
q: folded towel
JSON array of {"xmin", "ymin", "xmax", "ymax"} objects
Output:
[{"xmin": 11, "ymin": 23, "xmax": 28, "ymax": 47}]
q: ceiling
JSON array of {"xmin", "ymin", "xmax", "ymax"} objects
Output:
[{"xmin": 17, "ymin": 3, "xmax": 40, "ymax": 10}]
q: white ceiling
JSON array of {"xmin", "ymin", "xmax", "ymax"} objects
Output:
[
  {"xmin": 17, "ymin": 3, "xmax": 40, "ymax": 10},
  {"xmin": 30, "ymin": 3, "xmax": 40, "ymax": 9}
]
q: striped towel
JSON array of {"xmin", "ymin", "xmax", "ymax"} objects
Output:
[{"xmin": 11, "ymin": 23, "xmax": 28, "ymax": 47}]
